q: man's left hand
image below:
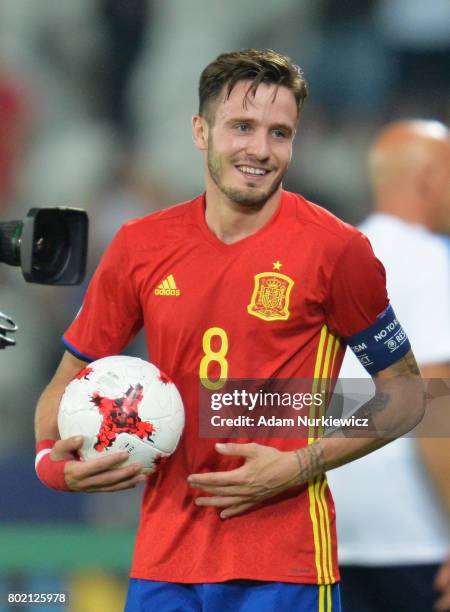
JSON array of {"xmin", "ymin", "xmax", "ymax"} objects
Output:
[{"xmin": 187, "ymin": 442, "xmax": 300, "ymax": 519}]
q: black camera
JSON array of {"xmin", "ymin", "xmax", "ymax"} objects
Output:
[
  {"xmin": 0, "ymin": 207, "xmax": 88, "ymax": 347},
  {"xmin": 0, "ymin": 207, "xmax": 88, "ymax": 284}
]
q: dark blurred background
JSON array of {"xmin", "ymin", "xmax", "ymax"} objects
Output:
[{"xmin": 0, "ymin": 1, "xmax": 449, "ymax": 610}]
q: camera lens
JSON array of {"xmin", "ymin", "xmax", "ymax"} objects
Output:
[
  {"xmin": 32, "ymin": 212, "xmax": 69, "ymax": 278},
  {"xmin": 0, "ymin": 221, "xmax": 22, "ymax": 266}
]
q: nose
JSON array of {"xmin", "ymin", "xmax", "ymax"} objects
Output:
[{"xmin": 245, "ymin": 129, "xmax": 270, "ymax": 162}]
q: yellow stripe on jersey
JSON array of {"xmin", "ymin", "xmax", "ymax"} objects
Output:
[
  {"xmin": 308, "ymin": 326, "xmax": 339, "ymax": 587},
  {"xmin": 330, "ymin": 337, "xmax": 340, "ymax": 379},
  {"xmin": 309, "ymin": 325, "xmax": 328, "ymax": 441},
  {"xmin": 313, "ymin": 326, "xmax": 328, "ymax": 380},
  {"xmin": 321, "ymin": 476, "xmax": 335, "ymax": 584},
  {"xmin": 308, "ymin": 479, "xmax": 323, "ymax": 584},
  {"xmin": 314, "ymin": 476, "xmax": 330, "ymax": 584},
  {"xmin": 308, "ymin": 324, "xmax": 328, "ymax": 583},
  {"xmin": 162, "ymin": 279, "xmax": 170, "ymax": 290},
  {"xmin": 318, "ymin": 333, "xmax": 335, "ymax": 438},
  {"xmin": 319, "ymin": 330, "xmax": 337, "ymax": 584},
  {"xmin": 325, "ymin": 335, "xmax": 340, "ymax": 588},
  {"xmin": 316, "ymin": 335, "xmax": 338, "ymax": 585},
  {"xmin": 308, "ymin": 326, "xmax": 327, "ymax": 583},
  {"xmin": 321, "ymin": 333, "xmax": 335, "ymax": 381}
]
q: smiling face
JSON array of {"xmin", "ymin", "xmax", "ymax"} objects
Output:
[{"xmin": 193, "ymin": 80, "xmax": 298, "ymax": 209}]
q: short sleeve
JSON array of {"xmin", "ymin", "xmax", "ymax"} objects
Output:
[
  {"xmin": 326, "ymin": 233, "xmax": 389, "ymax": 338},
  {"xmin": 63, "ymin": 226, "xmax": 143, "ymax": 360}
]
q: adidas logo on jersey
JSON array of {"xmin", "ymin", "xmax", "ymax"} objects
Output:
[{"xmin": 154, "ymin": 274, "xmax": 180, "ymax": 296}]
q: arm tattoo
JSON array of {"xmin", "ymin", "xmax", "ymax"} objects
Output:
[
  {"xmin": 383, "ymin": 350, "xmax": 421, "ymax": 376},
  {"xmin": 295, "ymin": 443, "xmax": 325, "ymax": 484},
  {"xmin": 359, "ymin": 391, "xmax": 390, "ymax": 418}
]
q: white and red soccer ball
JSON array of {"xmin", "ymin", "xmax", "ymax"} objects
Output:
[{"xmin": 58, "ymin": 356, "xmax": 185, "ymax": 473}]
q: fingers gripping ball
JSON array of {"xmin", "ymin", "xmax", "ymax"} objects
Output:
[{"xmin": 58, "ymin": 356, "xmax": 185, "ymax": 474}]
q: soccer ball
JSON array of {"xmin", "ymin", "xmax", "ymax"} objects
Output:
[{"xmin": 58, "ymin": 355, "xmax": 185, "ymax": 473}]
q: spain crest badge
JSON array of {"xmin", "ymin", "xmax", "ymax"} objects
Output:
[{"xmin": 247, "ymin": 272, "xmax": 294, "ymax": 321}]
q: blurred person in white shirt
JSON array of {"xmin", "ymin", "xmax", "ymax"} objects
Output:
[{"xmin": 328, "ymin": 120, "xmax": 450, "ymax": 612}]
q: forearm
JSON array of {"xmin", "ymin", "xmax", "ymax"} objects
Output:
[
  {"xmin": 35, "ymin": 382, "xmax": 66, "ymax": 440},
  {"xmin": 294, "ymin": 354, "xmax": 425, "ymax": 481},
  {"xmin": 295, "ymin": 434, "xmax": 393, "ymax": 483},
  {"xmin": 35, "ymin": 351, "xmax": 87, "ymax": 441}
]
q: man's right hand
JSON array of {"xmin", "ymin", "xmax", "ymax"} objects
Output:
[{"xmin": 51, "ymin": 436, "xmax": 147, "ymax": 493}]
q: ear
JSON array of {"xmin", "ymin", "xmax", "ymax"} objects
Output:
[
  {"xmin": 418, "ymin": 162, "xmax": 444, "ymax": 203},
  {"xmin": 192, "ymin": 115, "xmax": 209, "ymax": 151}
]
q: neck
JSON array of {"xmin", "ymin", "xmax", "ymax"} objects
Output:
[{"xmin": 204, "ymin": 181, "xmax": 283, "ymax": 245}]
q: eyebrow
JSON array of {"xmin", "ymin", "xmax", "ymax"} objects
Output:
[{"xmin": 225, "ymin": 117, "xmax": 295, "ymax": 136}]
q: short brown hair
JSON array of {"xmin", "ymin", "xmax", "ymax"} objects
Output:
[{"xmin": 198, "ymin": 48, "xmax": 307, "ymax": 123}]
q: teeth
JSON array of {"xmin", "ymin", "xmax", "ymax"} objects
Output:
[{"xmin": 238, "ymin": 166, "xmax": 267, "ymax": 176}]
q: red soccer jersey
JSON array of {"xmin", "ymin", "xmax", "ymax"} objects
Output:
[{"xmin": 63, "ymin": 190, "xmax": 388, "ymax": 585}]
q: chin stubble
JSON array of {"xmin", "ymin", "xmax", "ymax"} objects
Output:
[{"xmin": 207, "ymin": 151, "xmax": 281, "ymax": 208}]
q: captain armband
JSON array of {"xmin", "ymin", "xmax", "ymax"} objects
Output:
[{"xmin": 346, "ymin": 304, "xmax": 411, "ymax": 375}]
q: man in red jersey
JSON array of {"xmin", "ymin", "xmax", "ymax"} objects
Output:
[{"xmin": 34, "ymin": 50, "xmax": 424, "ymax": 612}]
